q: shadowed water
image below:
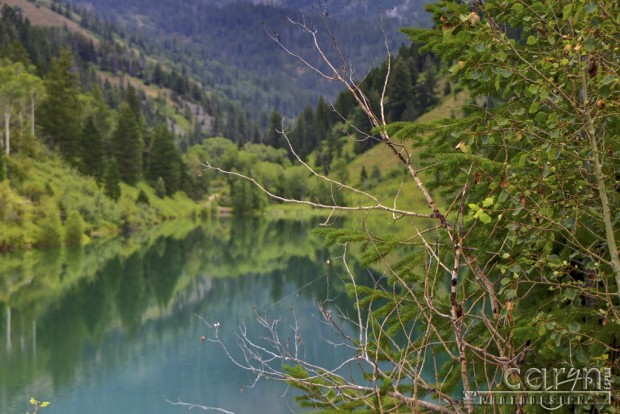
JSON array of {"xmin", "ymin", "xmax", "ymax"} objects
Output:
[{"xmin": 0, "ymin": 217, "xmax": 363, "ymax": 414}]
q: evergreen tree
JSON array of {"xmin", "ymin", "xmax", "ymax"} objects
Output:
[
  {"xmin": 103, "ymin": 159, "xmax": 121, "ymax": 201},
  {"xmin": 359, "ymin": 165, "xmax": 368, "ymax": 185},
  {"xmin": 39, "ymin": 49, "xmax": 82, "ymax": 164},
  {"xmin": 80, "ymin": 115, "xmax": 105, "ymax": 181},
  {"xmin": 300, "ymin": 105, "xmax": 316, "ymax": 156},
  {"xmin": 149, "ymin": 125, "xmax": 181, "ymax": 195},
  {"xmin": 314, "ymin": 97, "xmax": 332, "ymax": 142},
  {"xmin": 124, "ymin": 83, "xmax": 142, "ymax": 121},
  {"xmin": 265, "ymin": 110, "xmax": 283, "ymax": 148},
  {"xmin": 235, "ymin": 112, "xmax": 247, "ymax": 145},
  {"xmin": 387, "ymin": 57, "xmax": 415, "ymax": 121},
  {"xmin": 136, "ymin": 189, "xmax": 150, "ymax": 205},
  {"xmin": 111, "ymin": 103, "xmax": 143, "ymax": 185},
  {"xmin": 290, "ymin": 113, "xmax": 308, "ymax": 159}
]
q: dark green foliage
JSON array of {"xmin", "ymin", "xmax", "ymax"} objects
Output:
[
  {"xmin": 386, "ymin": 57, "xmax": 415, "ymax": 122},
  {"xmin": 359, "ymin": 165, "xmax": 368, "ymax": 186},
  {"xmin": 136, "ymin": 189, "xmax": 150, "ymax": 205},
  {"xmin": 80, "ymin": 116, "xmax": 104, "ymax": 181},
  {"xmin": 229, "ymin": 178, "xmax": 266, "ymax": 216},
  {"xmin": 265, "ymin": 110, "xmax": 284, "ymax": 148},
  {"xmin": 155, "ymin": 177, "xmax": 166, "ymax": 199},
  {"xmin": 63, "ymin": 0, "xmax": 429, "ymax": 120},
  {"xmin": 370, "ymin": 165, "xmax": 381, "ymax": 182},
  {"xmin": 111, "ymin": 103, "xmax": 143, "ymax": 185},
  {"xmin": 124, "ymin": 84, "xmax": 142, "ymax": 121},
  {"xmin": 148, "ymin": 125, "xmax": 181, "ymax": 195},
  {"xmin": 36, "ymin": 209, "xmax": 63, "ymax": 248},
  {"xmin": 103, "ymin": 159, "xmax": 121, "ymax": 201},
  {"xmin": 64, "ymin": 210, "xmax": 84, "ymax": 245},
  {"xmin": 39, "ymin": 49, "xmax": 82, "ymax": 164}
]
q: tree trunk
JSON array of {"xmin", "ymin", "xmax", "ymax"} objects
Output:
[
  {"xmin": 4, "ymin": 108, "xmax": 10, "ymax": 157},
  {"xmin": 30, "ymin": 94, "xmax": 36, "ymax": 137}
]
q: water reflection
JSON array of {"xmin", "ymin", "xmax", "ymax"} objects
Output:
[{"xmin": 0, "ymin": 217, "xmax": 363, "ymax": 413}]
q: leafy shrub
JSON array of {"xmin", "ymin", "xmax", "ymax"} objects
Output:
[
  {"xmin": 155, "ymin": 177, "xmax": 166, "ymax": 199},
  {"xmin": 36, "ymin": 209, "xmax": 63, "ymax": 248},
  {"xmin": 65, "ymin": 210, "xmax": 84, "ymax": 245}
]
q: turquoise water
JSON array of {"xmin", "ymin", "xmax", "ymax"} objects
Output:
[{"xmin": 0, "ymin": 218, "xmax": 359, "ymax": 413}]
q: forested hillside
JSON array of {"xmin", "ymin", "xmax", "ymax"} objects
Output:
[
  {"xmin": 0, "ymin": 5, "xmax": 205, "ymax": 250},
  {"xmin": 0, "ymin": 0, "xmax": 449, "ymax": 239},
  {"xmin": 63, "ymin": 0, "xmax": 431, "ymax": 119}
]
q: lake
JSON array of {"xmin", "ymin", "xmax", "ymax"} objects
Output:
[{"xmin": 0, "ymin": 217, "xmax": 366, "ymax": 414}]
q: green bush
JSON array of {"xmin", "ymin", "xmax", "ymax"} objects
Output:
[
  {"xmin": 65, "ymin": 210, "xmax": 84, "ymax": 245},
  {"xmin": 155, "ymin": 177, "xmax": 166, "ymax": 199},
  {"xmin": 36, "ymin": 209, "xmax": 63, "ymax": 248}
]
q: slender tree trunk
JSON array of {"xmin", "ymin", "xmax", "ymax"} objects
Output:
[
  {"xmin": 5, "ymin": 306, "xmax": 11, "ymax": 352},
  {"xmin": 30, "ymin": 94, "xmax": 36, "ymax": 137},
  {"xmin": 4, "ymin": 108, "xmax": 10, "ymax": 157},
  {"xmin": 582, "ymin": 70, "xmax": 620, "ymax": 296},
  {"xmin": 19, "ymin": 110, "xmax": 23, "ymax": 145}
]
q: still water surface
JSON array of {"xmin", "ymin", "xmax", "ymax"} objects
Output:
[{"xmin": 0, "ymin": 218, "xmax": 361, "ymax": 413}]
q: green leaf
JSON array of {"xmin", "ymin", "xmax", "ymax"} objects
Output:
[
  {"xmin": 505, "ymin": 289, "xmax": 516, "ymax": 299},
  {"xmin": 498, "ymin": 190, "xmax": 509, "ymax": 203},
  {"xmin": 564, "ymin": 288, "xmax": 576, "ymax": 301},
  {"xmin": 584, "ymin": 38, "xmax": 597, "ymax": 52},
  {"xmin": 568, "ymin": 322, "xmax": 581, "ymax": 333},
  {"xmin": 562, "ymin": 3, "xmax": 572, "ymax": 19},
  {"xmin": 30, "ymin": 398, "xmax": 38, "ymax": 406},
  {"xmin": 482, "ymin": 197, "xmax": 494, "ymax": 208},
  {"xmin": 40, "ymin": 402, "xmax": 50, "ymax": 408},
  {"xmin": 584, "ymin": 2, "xmax": 597, "ymax": 13},
  {"xmin": 599, "ymin": 85, "xmax": 611, "ymax": 98},
  {"xmin": 479, "ymin": 212, "xmax": 492, "ymax": 224},
  {"xmin": 538, "ymin": 325, "xmax": 547, "ymax": 336},
  {"xmin": 468, "ymin": 203, "xmax": 480, "ymax": 211},
  {"xmin": 527, "ymin": 36, "xmax": 538, "ymax": 45},
  {"xmin": 529, "ymin": 101, "xmax": 539, "ymax": 114}
]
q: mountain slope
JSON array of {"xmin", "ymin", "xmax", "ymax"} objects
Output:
[{"xmin": 63, "ymin": 0, "xmax": 431, "ymax": 118}]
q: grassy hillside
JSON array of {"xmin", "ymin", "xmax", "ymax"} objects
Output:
[
  {"xmin": 0, "ymin": 0, "xmax": 99, "ymax": 43},
  {"xmin": 344, "ymin": 89, "xmax": 468, "ymax": 217}
]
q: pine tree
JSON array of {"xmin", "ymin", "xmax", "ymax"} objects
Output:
[
  {"xmin": 39, "ymin": 49, "xmax": 82, "ymax": 164},
  {"xmin": 111, "ymin": 103, "xmax": 143, "ymax": 185},
  {"xmin": 103, "ymin": 159, "xmax": 121, "ymax": 201},
  {"xmin": 149, "ymin": 124, "xmax": 181, "ymax": 195},
  {"xmin": 359, "ymin": 165, "xmax": 368, "ymax": 185},
  {"xmin": 265, "ymin": 110, "xmax": 283, "ymax": 148},
  {"xmin": 80, "ymin": 115, "xmax": 104, "ymax": 181},
  {"xmin": 387, "ymin": 58, "xmax": 415, "ymax": 121},
  {"xmin": 314, "ymin": 97, "xmax": 332, "ymax": 142},
  {"xmin": 124, "ymin": 83, "xmax": 142, "ymax": 121}
]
